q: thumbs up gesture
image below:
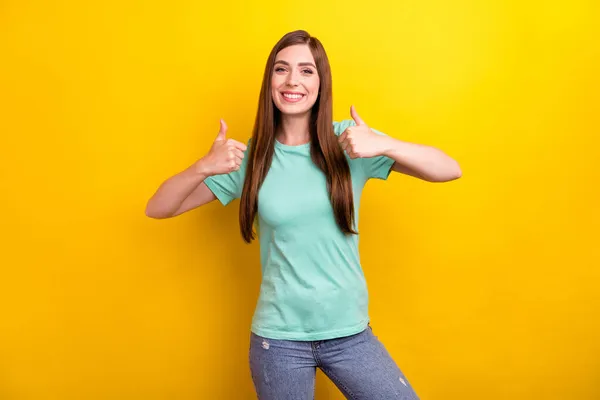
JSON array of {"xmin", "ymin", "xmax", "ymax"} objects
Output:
[
  {"xmin": 196, "ymin": 119, "xmax": 248, "ymax": 176},
  {"xmin": 338, "ymin": 105, "xmax": 386, "ymax": 159}
]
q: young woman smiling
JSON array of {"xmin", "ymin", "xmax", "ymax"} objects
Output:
[{"xmin": 146, "ymin": 30, "xmax": 461, "ymax": 399}]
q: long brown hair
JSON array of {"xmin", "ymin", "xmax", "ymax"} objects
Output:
[{"xmin": 239, "ymin": 30, "xmax": 356, "ymax": 243}]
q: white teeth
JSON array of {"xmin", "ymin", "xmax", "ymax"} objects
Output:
[{"xmin": 283, "ymin": 93, "xmax": 303, "ymax": 99}]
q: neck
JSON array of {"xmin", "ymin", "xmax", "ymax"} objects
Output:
[{"xmin": 276, "ymin": 113, "xmax": 311, "ymax": 146}]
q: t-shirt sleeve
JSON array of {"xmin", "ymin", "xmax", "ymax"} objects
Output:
[
  {"xmin": 333, "ymin": 119, "xmax": 395, "ymax": 181},
  {"xmin": 203, "ymin": 139, "xmax": 250, "ymax": 206}
]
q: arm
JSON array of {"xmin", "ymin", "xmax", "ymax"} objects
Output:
[
  {"xmin": 145, "ymin": 164, "xmax": 216, "ymax": 219},
  {"xmin": 381, "ymin": 137, "xmax": 462, "ymax": 183},
  {"xmin": 338, "ymin": 106, "xmax": 462, "ymax": 183},
  {"xmin": 145, "ymin": 119, "xmax": 247, "ymax": 219}
]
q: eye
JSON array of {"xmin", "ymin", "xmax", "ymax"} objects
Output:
[
  {"xmin": 302, "ymin": 69, "xmax": 314, "ymax": 75},
  {"xmin": 274, "ymin": 67, "xmax": 286, "ymax": 73}
]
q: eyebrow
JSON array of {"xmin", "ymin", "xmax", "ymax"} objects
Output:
[{"xmin": 274, "ymin": 60, "xmax": 317, "ymax": 69}]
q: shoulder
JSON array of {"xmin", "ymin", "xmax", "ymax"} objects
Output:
[{"xmin": 332, "ymin": 119, "xmax": 357, "ymax": 136}]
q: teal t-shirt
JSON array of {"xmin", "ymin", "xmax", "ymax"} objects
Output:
[{"xmin": 204, "ymin": 119, "xmax": 395, "ymax": 341}]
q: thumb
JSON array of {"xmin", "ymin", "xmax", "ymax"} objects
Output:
[
  {"xmin": 215, "ymin": 119, "xmax": 227, "ymax": 141},
  {"xmin": 350, "ymin": 105, "xmax": 365, "ymax": 126}
]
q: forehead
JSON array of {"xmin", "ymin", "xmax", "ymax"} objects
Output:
[{"xmin": 275, "ymin": 44, "xmax": 315, "ymax": 64}]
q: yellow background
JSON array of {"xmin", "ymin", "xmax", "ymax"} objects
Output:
[{"xmin": 1, "ymin": 0, "xmax": 599, "ymax": 399}]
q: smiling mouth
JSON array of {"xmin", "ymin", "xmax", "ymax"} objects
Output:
[{"xmin": 281, "ymin": 92, "xmax": 305, "ymax": 103}]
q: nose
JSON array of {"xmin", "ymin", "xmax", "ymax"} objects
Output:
[{"xmin": 285, "ymin": 69, "xmax": 300, "ymax": 86}]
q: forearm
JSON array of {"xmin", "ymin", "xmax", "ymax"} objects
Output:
[
  {"xmin": 145, "ymin": 163, "xmax": 209, "ymax": 218},
  {"xmin": 379, "ymin": 136, "xmax": 462, "ymax": 182}
]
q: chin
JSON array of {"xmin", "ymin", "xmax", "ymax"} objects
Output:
[
  {"xmin": 276, "ymin": 105, "xmax": 313, "ymax": 116},
  {"xmin": 274, "ymin": 100, "xmax": 317, "ymax": 116}
]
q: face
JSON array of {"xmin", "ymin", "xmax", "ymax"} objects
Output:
[{"xmin": 271, "ymin": 44, "xmax": 320, "ymax": 116}]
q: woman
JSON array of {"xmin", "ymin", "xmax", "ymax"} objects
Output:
[{"xmin": 146, "ymin": 30, "xmax": 461, "ymax": 400}]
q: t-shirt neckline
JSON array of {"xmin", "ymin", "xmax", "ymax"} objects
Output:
[{"xmin": 274, "ymin": 138, "xmax": 311, "ymax": 152}]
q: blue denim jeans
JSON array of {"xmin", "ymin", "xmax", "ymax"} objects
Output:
[{"xmin": 249, "ymin": 324, "xmax": 419, "ymax": 399}]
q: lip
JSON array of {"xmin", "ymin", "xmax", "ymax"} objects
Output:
[{"xmin": 280, "ymin": 91, "xmax": 306, "ymax": 103}]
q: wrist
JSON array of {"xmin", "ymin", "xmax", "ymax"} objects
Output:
[
  {"xmin": 194, "ymin": 157, "xmax": 213, "ymax": 178},
  {"xmin": 378, "ymin": 135, "xmax": 396, "ymax": 157}
]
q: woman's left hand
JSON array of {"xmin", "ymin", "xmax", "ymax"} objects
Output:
[{"xmin": 338, "ymin": 106, "xmax": 388, "ymax": 159}]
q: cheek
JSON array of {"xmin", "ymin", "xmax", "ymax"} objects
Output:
[
  {"xmin": 270, "ymin": 79, "xmax": 280, "ymax": 100},
  {"xmin": 310, "ymin": 80, "xmax": 320, "ymax": 97},
  {"xmin": 273, "ymin": 72, "xmax": 289, "ymax": 85},
  {"xmin": 271, "ymin": 75, "xmax": 280, "ymax": 90}
]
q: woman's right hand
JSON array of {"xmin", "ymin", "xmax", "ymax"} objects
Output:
[{"xmin": 196, "ymin": 119, "xmax": 248, "ymax": 176}]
